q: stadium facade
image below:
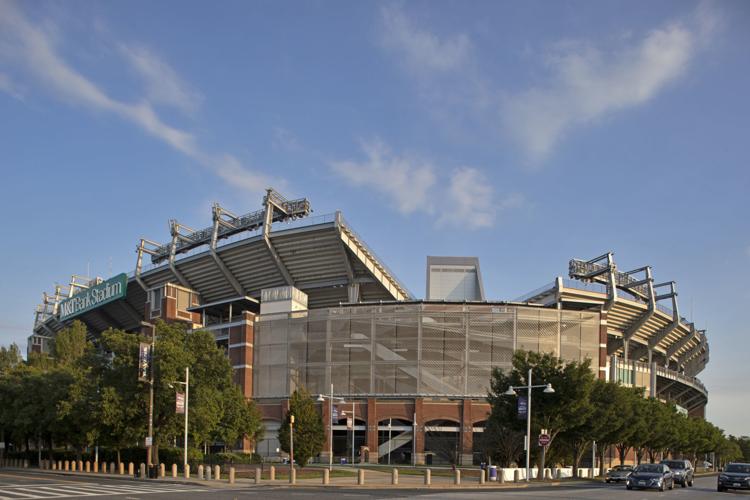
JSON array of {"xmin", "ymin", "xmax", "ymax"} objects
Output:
[{"xmin": 29, "ymin": 189, "xmax": 709, "ymax": 466}]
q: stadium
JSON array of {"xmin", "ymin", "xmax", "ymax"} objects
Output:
[{"xmin": 28, "ymin": 189, "xmax": 709, "ymax": 466}]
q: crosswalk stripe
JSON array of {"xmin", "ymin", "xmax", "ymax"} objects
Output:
[{"xmin": 0, "ymin": 482, "xmax": 209, "ymax": 499}]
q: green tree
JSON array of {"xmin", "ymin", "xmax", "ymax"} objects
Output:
[
  {"xmin": 278, "ymin": 387, "xmax": 324, "ymax": 468},
  {"xmin": 0, "ymin": 344, "xmax": 22, "ymax": 372},
  {"xmin": 487, "ymin": 351, "xmax": 596, "ymax": 475}
]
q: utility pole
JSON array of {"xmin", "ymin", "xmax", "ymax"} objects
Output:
[{"xmin": 289, "ymin": 415, "xmax": 295, "ymax": 474}]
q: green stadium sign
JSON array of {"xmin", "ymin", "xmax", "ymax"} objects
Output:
[{"xmin": 59, "ymin": 273, "xmax": 128, "ymax": 321}]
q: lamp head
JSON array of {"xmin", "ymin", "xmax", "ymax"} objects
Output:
[
  {"xmin": 503, "ymin": 387, "xmax": 517, "ymax": 396},
  {"xmin": 543, "ymin": 383, "xmax": 555, "ymax": 394},
  {"xmin": 317, "ymin": 394, "xmax": 325, "ymax": 402}
]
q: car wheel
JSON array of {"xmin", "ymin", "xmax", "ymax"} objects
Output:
[
  {"xmin": 718, "ymin": 485, "xmax": 724, "ymax": 492},
  {"xmin": 681, "ymin": 481, "xmax": 686, "ymax": 488},
  {"xmin": 626, "ymin": 484, "xmax": 632, "ymax": 490},
  {"xmin": 688, "ymin": 480, "xmax": 693, "ymax": 487}
]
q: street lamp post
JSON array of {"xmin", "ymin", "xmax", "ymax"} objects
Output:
[
  {"xmin": 387, "ymin": 419, "xmax": 392, "ymax": 465},
  {"xmin": 503, "ymin": 367, "xmax": 555, "ymax": 482},
  {"xmin": 169, "ymin": 367, "xmax": 190, "ymax": 471},
  {"xmin": 317, "ymin": 385, "xmax": 344, "ymax": 471},
  {"xmin": 351, "ymin": 400, "xmax": 355, "ymax": 465}
]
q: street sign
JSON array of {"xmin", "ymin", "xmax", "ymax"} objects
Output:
[
  {"xmin": 175, "ymin": 392, "xmax": 185, "ymax": 414},
  {"xmin": 145, "ymin": 436, "xmax": 152, "ymax": 447},
  {"xmin": 517, "ymin": 396, "xmax": 528, "ymax": 420},
  {"xmin": 538, "ymin": 433, "xmax": 551, "ymax": 447},
  {"xmin": 332, "ymin": 406, "xmax": 339, "ymax": 423}
]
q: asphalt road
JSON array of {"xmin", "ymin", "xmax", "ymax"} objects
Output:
[{"xmin": 0, "ymin": 469, "xmax": 741, "ymax": 499}]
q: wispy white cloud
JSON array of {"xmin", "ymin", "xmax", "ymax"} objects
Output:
[
  {"xmin": 0, "ymin": 0, "xmax": 275, "ymax": 194},
  {"xmin": 504, "ymin": 23, "xmax": 697, "ymax": 162},
  {"xmin": 378, "ymin": 3, "xmax": 721, "ymax": 163},
  {"xmin": 0, "ymin": 71, "xmax": 23, "ymax": 99},
  {"xmin": 331, "ymin": 140, "xmax": 522, "ymax": 229},
  {"xmin": 331, "ymin": 140, "xmax": 436, "ymax": 214},
  {"xmin": 119, "ymin": 43, "xmax": 202, "ymax": 115},
  {"xmin": 380, "ymin": 4, "xmax": 471, "ymax": 73}
]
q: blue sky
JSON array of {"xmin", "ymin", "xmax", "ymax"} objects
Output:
[{"xmin": 1, "ymin": 0, "xmax": 748, "ymax": 434}]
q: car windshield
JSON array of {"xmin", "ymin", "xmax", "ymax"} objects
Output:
[
  {"xmin": 634, "ymin": 464, "xmax": 663, "ymax": 473},
  {"xmin": 613, "ymin": 466, "xmax": 632, "ymax": 471},
  {"xmin": 725, "ymin": 464, "xmax": 750, "ymax": 474},
  {"xmin": 663, "ymin": 461, "xmax": 684, "ymax": 469}
]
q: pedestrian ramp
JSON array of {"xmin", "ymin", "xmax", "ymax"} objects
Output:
[
  {"xmin": 0, "ymin": 481, "xmax": 208, "ymax": 499},
  {"xmin": 377, "ymin": 430, "xmax": 413, "ymax": 458}
]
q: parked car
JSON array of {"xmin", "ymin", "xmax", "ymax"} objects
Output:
[
  {"xmin": 718, "ymin": 462, "xmax": 750, "ymax": 492},
  {"xmin": 606, "ymin": 465, "xmax": 634, "ymax": 483},
  {"xmin": 626, "ymin": 463, "xmax": 674, "ymax": 491},
  {"xmin": 661, "ymin": 459, "xmax": 694, "ymax": 487}
]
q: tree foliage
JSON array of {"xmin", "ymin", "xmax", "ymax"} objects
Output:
[{"xmin": 277, "ymin": 387, "xmax": 325, "ymax": 468}]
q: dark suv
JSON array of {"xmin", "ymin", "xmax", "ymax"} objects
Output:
[
  {"xmin": 661, "ymin": 459, "xmax": 694, "ymax": 487},
  {"xmin": 718, "ymin": 463, "xmax": 750, "ymax": 492}
]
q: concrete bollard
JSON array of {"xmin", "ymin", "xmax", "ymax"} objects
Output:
[
  {"xmin": 290, "ymin": 467, "xmax": 296, "ymax": 485},
  {"xmin": 85, "ymin": 461, "xmax": 91, "ymax": 473},
  {"xmin": 205, "ymin": 465, "xmax": 212, "ymax": 480},
  {"xmin": 214, "ymin": 465, "xmax": 220, "ymax": 481},
  {"xmin": 159, "ymin": 463, "xmax": 165, "ymax": 478},
  {"xmin": 255, "ymin": 467, "xmax": 261, "ymax": 484},
  {"xmin": 514, "ymin": 469, "xmax": 521, "ymax": 482},
  {"xmin": 269, "ymin": 465, "xmax": 275, "ymax": 481},
  {"xmin": 358, "ymin": 468, "xmax": 365, "ymax": 485},
  {"xmin": 424, "ymin": 468, "xmax": 431, "ymax": 485},
  {"xmin": 454, "ymin": 469, "xmax": 461, "ymax": 485},
  {"xmin": 323, "ymin": 468, "xmax": 330, "ymax": 485},
  {"xmin": 185, "ymin": 464, "xmax": 190, "ymax": 479},
  {"xmin": 499, "ymin": 468, "xmax": 505, "ymax": 484},
  {"xmin": 197, "ymin": 465, "xmax": 204, "ymax": 480},
  {"xmin": 128, "ymin": 462, "xmax": 134, "ymax": 476},
  {"xmin": 78, "ymin": 460, "xmax": 83, "ymax": 471},
  {"xmin": 93, "ymin": 461, "xmax": 98, "ymax": 473},
  {"xmin": 52, "ymin": 461, "xmax": 57, "ymax": 471},
  {"xmin": 480, "ymin": 469, "xmax": 485, "ymax": 485},
  {"xmin": 71, "ymin": 460, "xmax": 77, "ymax": 472},
  {"xmin": 392, "ymin": 468, "xmax": 399, "ymax": 485},
  {"xmin": 139, "ymin": 463, "xmax": 146, "ymax": 480},
  {"xmin": 545, "ymin": 468, "xmax": 551, "ymax": 480},
  {"xmin": 229, "ymin": 466, "xmax": 235, "ymax": 484},
  {"xmin": 58, "ymin": 460, "xmax": 62, "ymax": 471},
  {"xmin": 25, "ymin": 460, "xmax": 29, "ymax": 469},
  {"xmin": 172, "ymin": 463, "xmax": 177, "ymax": 478},
  {"xmin": 118, "ymin": 462, "xmax": 123, "ymax": 475}
]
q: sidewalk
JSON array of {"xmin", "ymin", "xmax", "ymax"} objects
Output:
[{"xmin": 0, "ymin": 464, "xmax": 594, "ymax": 490}]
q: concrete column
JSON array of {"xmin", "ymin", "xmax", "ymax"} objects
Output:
[
  {"xmin": 78, "ymin": 460, "xmax": 83, "ymax": 471},
  {"xmin": 92, "ymin": 461, "xmax": 97, "ymax": 473},
  {"xmin": 514, "ymin": 469, "xmax": 521, "ymax": 482},
  {"xmin": 172, "ymin": 463, "xmax": 177, "ymax": 478},
  {"xmin": 85, "ymin": 461, "xmax": 90, "ymax": 472},
  {"xmin": 214, "ymin": 465, "xmax": 220, "ymax": 480},
  {"xmin": 498, "ymin": 468, "xmax": 505, "ymax": 483},
  {"xmin": 454, "ymin": 469, "xmax": 461, "ymax": 485},
  {"xmin": 290, "ymin": 467, "xmax": 296, "ymax": 484},
  {"xmin": 118, "ymin": 462, "xmax": 124, "ymax": 475},
  {"xmin": 229, "ymin": 467, "xmax": 235, "ymax": 484},
  {"xmin": 159, "ymin": 463, "xmax": 165, "ymax": 478},
  {"xmin": 205, "ymin": 466, "xmax": 212, "ymax": 480},
  {"xmin": 58, "ymin": 460, "xmax": 62, "ymax": 470},
  {"xmin": 71, "ymin": 461, "xmax": 76, "ymax": 472},
  {"xmin": 139, "ymin": 463, "xmax": 146, "ymax": 479},
  {"xmin": 357, "ymin": 468, "xmax": 365, "ymax": 485},
  {"xmin": 392, "ymin": 468, "xmax": 398, "ymax": 485},
  {"xmin": 197, "ymin": 464, "xmax": 204, "ymax": 480},
  {"xmin": 479, "ymin": 469, "xmax": 485, "ymax": 484},
  {"xmin": 545, "ymin": 468, "xmax": 551, "ymax": 479},
  {"xmin": 254, "ymin": 467, "xmax": 261, "ymax": 484},
  {"xmin": 366, "ymin": 398, "xmax": 378, "ymax": 464},
  {"xmin": 184, "ymin": 464, "xmax": 190, "ymax": 479},
  {"xmin": 128, "ymin": 462, "xmax": 133, "ymax": 476},
  {"xmin": 269, "ymin": 465, "xmax": 275, "ymax": 481},
  {"xmin": 323, "ymin": 468, "xmax": 330, "ymax": 485},
  {"xmin": 424, "ymin": 468, "xmax": 431, "ymax": 485}
]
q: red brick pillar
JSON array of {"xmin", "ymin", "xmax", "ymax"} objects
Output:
[
  {"xmin": 460, "ymin": 399, "xmax": 473, "ymax": 466},
  {"xmin": 229, "ymin": 312, "xmax": 255, "ymax": 453},
  {"xmin": 366, "ymin": 398, "xmax": 378, "ymax": 464},
  {"xmin": 321, "ymin": 398, "xmax": 332, "ymax": 464},
  {"xmin": 414, "ymin": 398, "xmax": 425, "ymax": 465}
]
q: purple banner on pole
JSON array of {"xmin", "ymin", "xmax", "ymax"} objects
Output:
[{"xmin": 517, "ymin": 396, "xmax": 528, "ymax": 420}]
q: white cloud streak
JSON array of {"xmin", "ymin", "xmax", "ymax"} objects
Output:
[
  {"xmin": 0, "ymin": 0, "xmax": 274, "ymax": 194},
  {"xmin": 379, "ymin": 3, "xmax": 720, "ymax": 163},
  {"xmin": 331, "ymin": 141, "xmax": 522, "ymax": 229},
  {"xmin": 504, "ymin": 23, "xmax": 696, "ymax": 162},
  {"xmin": 380, "ymin": 4, "xmax": 471, "ymax": 73},
  {"xmin": 119, "ymin": 43, "xmax": 202, "ymax": 115}
]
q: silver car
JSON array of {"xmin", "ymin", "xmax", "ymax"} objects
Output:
[{"xmin": 606, "ymin": 465, "xmax": 633, "ymax": 483}]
